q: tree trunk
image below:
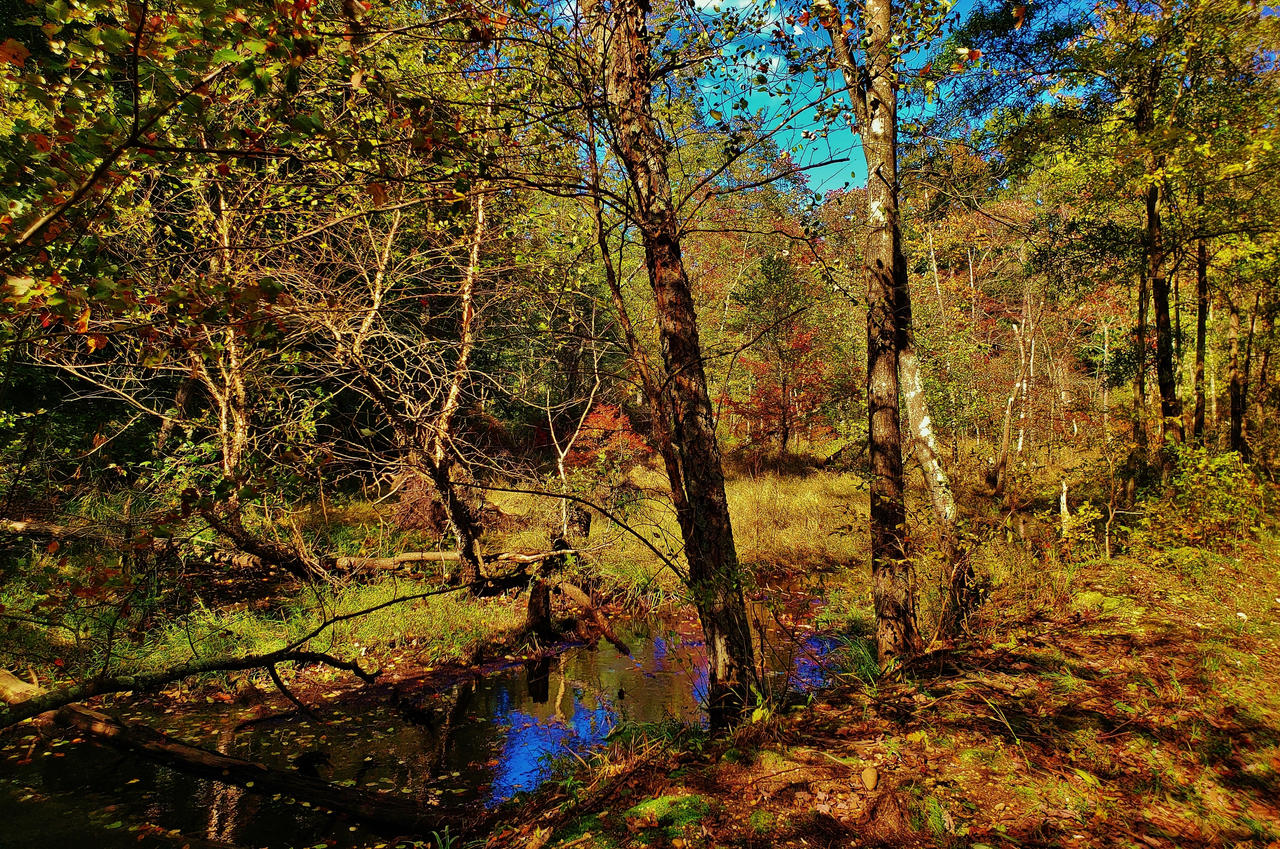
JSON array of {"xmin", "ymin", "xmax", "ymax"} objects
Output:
[
  {"xmin": 896, "ymin": 260, "xmax": 968, "ymax": 635},
  {"xmin": 823, "ymin": 0, "xmax": 916, "ymax": 661},
  {"xmin": 427, "ymin": 191, "xmax": 488, "ymax": 587},
  {"xmin": 1133, "ymin": 264, "xmax": 1150, "ymax": 454},
  {"xmin": 1252, "ymin": 310, "xmax": 1273, "ymax": 461},
  {"xmin": 583, "ymin": 0, "xmax": 755, "ymax": 723},
  {"xmin": 1148, "ymin": 181, "xmax": 1182, "ymax": 447},
  {"xmin": 1102, "ymin": 322, "xmax": 1111, "ymax": 438},
  {"xmin": 1229, "ymin": 283, "xmax": 1246, "ymax": 456},
  {"xmin": 995, "ymin": 315, "xmax": 1028, "ymax": 498},
  {"xmin": 1242, "ymin": 293, "xmax": 1260, "ymax": 455},
  {"xmin": 1193, "ymin": 230, "xmax": 1209, "ymax": 442}
]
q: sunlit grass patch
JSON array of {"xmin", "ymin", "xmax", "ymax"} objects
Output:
[
  {"xmin": 132, "ymin": 578, "xmax": 525, "ymax": 675},
  {"xmin": 726, "ymin": 470, "xmax": 869, "ymax": 572}
]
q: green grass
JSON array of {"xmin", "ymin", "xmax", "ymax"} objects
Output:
[{"xmin": 133, "ymin": 579, "xmax": 526, "ymax": 673}]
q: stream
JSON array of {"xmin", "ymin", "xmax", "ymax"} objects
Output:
[{"xmin": 0, "ymin": 590, "xmax": 841, "ymax": 849}]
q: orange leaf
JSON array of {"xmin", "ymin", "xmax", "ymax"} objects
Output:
[
  {"xmin": 75, "ymin": 307, "xmax": 91, "ymax": 333},
  {"xmin": 0, "ymin": 38, "xmax": 29, "ymax": 67},
  {"xmin": 968, "ymin": 48, "xmax": 983, "ymax": 61},
  {"xmin": 1013, "ymin": 5, "xmax": 1027, "ymax": 29}
]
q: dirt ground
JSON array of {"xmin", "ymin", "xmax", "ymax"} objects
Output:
[{"xmin": 493, "ymin": 547, "xmax": 1280, "ymax": 849}]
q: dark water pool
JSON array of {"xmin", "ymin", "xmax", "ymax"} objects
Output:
[{"xmin": 0, "ymin": 607, "xmax": 840, "ymax": 849}]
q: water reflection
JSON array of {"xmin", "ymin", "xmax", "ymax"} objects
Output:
[{"xmin": 0, "ymin": 607, "xmax": 836, "ymax": 849}]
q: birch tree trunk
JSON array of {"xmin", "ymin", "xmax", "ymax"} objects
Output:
[
  {"xmin": 895, "ymin": 262, "xmax": 969, "ymax": 634},
  {"xmin": 426, "ymin": 191, "xmax": 488, "ymax": 587}
]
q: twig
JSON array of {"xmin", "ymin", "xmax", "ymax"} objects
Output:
[{"xmin": 267, "ymin": 663, "xmax": 322, "ymax": 722}]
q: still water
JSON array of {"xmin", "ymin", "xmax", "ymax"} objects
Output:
[{"xmin": 0, "ymin": 606, "xmax": 838, "ymax": 849}]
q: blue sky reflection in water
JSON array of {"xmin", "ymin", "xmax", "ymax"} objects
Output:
[
  {"xmin": 481, "ymin": 625, "xmax": 837, "ymax": 807},
  {"xmin": 478, "ymin": 621, "xmax": 710, "ymax": 806},
  {"xmin": 0, "ymin": 612, "xmax": 836, "ymax": 849}
]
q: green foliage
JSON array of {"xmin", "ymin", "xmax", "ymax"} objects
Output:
[
  {"xmin": 1058, "ymin": 500, "xmax": 1104, "ymax": 562},
  {"xmin": 1136, "ymin": 445, "xmax": 1267, "ymax": 553},
  {"xmin": 829, "ymin": 633, "xmax": 880, "ymax": 685}
]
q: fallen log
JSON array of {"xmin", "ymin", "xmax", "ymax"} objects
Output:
[
  {"xmin": 53, "ymin": 705, "xmax": 450, "ymax": 832},
  {"xmin": 2, "ymin": 514, "xmax": 598, "ymax": 585},
  {"xmin": 559, "ymin": 582, "xmax": 631, "ymax": 656},
  {"xmin": 335, "ymin": 547, "xmax": 599, "ymax": 571},
  {"xmin": 1, "ymin": 517, "xmax": 114, "ymax": 541},
  {"xmin": 0, "ymin": 671, "xmax": 457, "ymax": 834},
  {"xmin": 0, "ymin": 650, "xmax": 375, "ymax": 729}
]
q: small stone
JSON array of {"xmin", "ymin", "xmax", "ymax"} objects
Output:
[{"xmin": 861, "ymin": 766, "xmax": 879, "ymax": 791}]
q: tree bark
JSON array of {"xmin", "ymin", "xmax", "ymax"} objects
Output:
[
  {"xmin": 427, "ymin": 191, "xmax": 488, "ymax": 587},
  {"xmin": 582, "ymin": 0, "xmax": 755, "ymax": 723},
  {"xmin": 1135, "ymin": 58, "xmax": 1181, "ymax": 450},
  {"xmin": 1252, "ymin": 309, "xmax": 1274, "ymax": 460},
  {"xmin": 1148, "ymin": 181, "xmax": 1183, "ymax": 447},
  {"xmin": 1229, "ymin": 282, "xmax": 1246, "ymax": 456},
  {"xmin": 1193, "ymin": 229, "xmax": 1209, "ymax": 442},
  {"xmin": 1133, "ymin": 265, "xmax": 1150, "ymax": 454},
  {"xmin": 823, "ymin": 0, "xmax": 916, "ymax": 661},
  {"xmin": 895, "ymin": 259, "xmax": 968, "ymax": 635}
]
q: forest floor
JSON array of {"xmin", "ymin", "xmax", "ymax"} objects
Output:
[{"xmin": 496, "ymin": 540, "xmax": 1280, "ymax": 849}]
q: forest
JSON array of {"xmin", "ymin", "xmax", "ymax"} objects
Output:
[{"xmin": 0, "ymin": 0, "xmax": 1278, "ymax": 847}]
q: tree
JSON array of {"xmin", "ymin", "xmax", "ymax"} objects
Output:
[
  {"xmin": 579, "ymin": 0, "xmax": 756, "ymax": 721},
  {"xmin": 815, "ymin": 0, "xmax": 956, "ymax": 659}
]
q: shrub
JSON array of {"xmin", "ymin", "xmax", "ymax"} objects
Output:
[{"xmin": 1137, "ymin": 445, "xmax": 1267, "ymax": 552}]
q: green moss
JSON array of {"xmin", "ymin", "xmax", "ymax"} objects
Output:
[
  {"xmin": 1071, "ymin": 590, "xmax": 1141, "ymax": 618},
  {"xmin": 551, "ymin": 814, "xmax": 620, "ymax": 848},
  {"xmin": 624, "ymin": 793, "xmax": 711, "ymax": 829},
  {"xmin": 748, "ymin": 808, "xmax": 776, "ymax": 834}
]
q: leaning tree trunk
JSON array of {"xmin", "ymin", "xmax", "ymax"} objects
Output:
[
  {"xmin": 583, "ymin": 0, "xmax": 755, "ymax": 723},
  {"xmin": 427, "ymin": 190, "xmax": 489, "ymax": 587}
]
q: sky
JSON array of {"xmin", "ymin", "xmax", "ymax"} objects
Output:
[{"xmin": 689, "ymin": 0, "xmax": 982, "ymax": 196}]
